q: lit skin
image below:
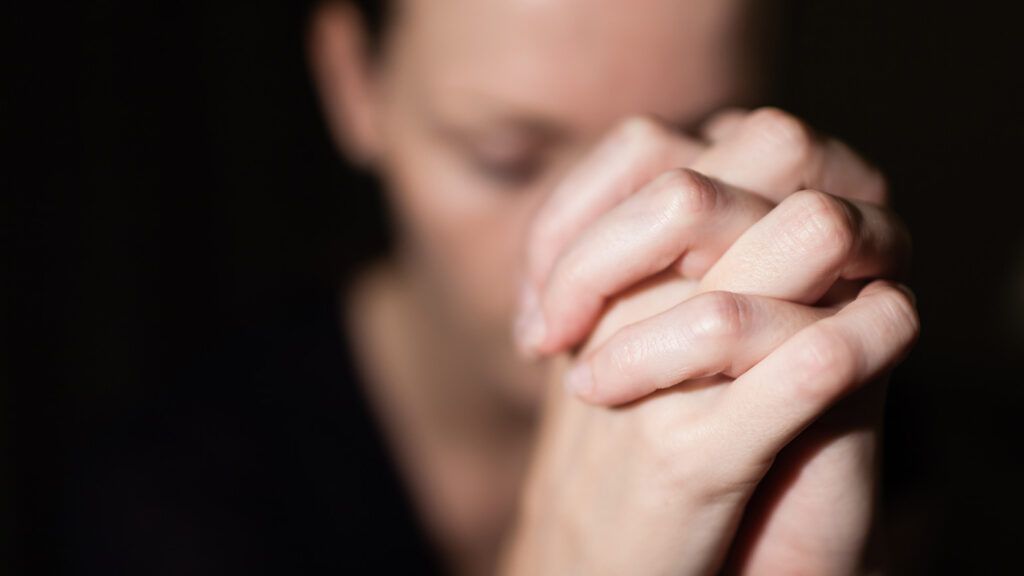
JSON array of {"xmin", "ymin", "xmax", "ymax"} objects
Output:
[
  {"xmin": 310, "ymin": 0, "xmax": 918, "ymax": 574},
  {"xmin": 506, "ymin": 112, "xmax": 913, "ymax": 575}
]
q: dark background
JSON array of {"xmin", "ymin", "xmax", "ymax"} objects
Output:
[{"xmin": 8, "ymin": 0, "xmax": 1023, "ymax": 574}]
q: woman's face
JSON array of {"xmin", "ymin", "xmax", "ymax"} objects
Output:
[{"xmin": 320, "ymin": 0, "xmax": 759, "ymax": 399}]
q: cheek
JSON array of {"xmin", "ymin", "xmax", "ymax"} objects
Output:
[{"xmin": 381, "ymin": 136, "xmax": 543, "ymax": 330}]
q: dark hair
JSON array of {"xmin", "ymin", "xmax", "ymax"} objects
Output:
[{"xmin": 348, "ymin": 0, "xmax": 391, "ymax": 52}]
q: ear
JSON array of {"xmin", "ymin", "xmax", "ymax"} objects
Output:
[{"xmin": 308, "ymin": 2, "xmax": 382, "ymax": 165}]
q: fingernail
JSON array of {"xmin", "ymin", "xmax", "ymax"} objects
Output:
[
  {"xmin": 564, "ymin": 361, "xmax": 594, "ymax": 396},
  {"xmin": 515, "ymin": 283, "xmax": 547, "ymax": 355}
]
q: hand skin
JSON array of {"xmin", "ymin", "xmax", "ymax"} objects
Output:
[
  {"xmin": 501, "ymin": 109, "xmax": 918, "ymax": 574},
  {"xmin": 501, "ymin": 277, "xmax": 916, "ymax": 576}
]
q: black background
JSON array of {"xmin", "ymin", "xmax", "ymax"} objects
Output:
[{"xmin": 8, "ymin": 0, "xmax": 1024, "ymax": 573}]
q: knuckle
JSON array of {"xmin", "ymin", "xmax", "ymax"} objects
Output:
[
  {"xmin": 692, "ymin": 291, "xmax": 747, "ymax": 340},
  {"xmin": 793, "ymin": 324, "xmax": 858, "ymax": 401},
  {"xmin": 705, "ymin": 107, "xmax": 749, "ymax": 130},
  {"xmin": 786, "ymin": 189, "xmax": 858, "ymax": 259},
  {"xmin": 748, "ymin": 107, "xmax": 814, "ymax": 148},
  {"xmin": 604, "ymin": 115, "xmax": 670, "ymax": 160},
  {"xmin": 614, "ymin": 114, "xmax": 670, "ymax": 147},
  {"xmin": 747, "ymin": 107, "xmax": 817, "ymax": 166},
  {"xmin": 654, "ymin": 168, "xmax": 719, "ymax": 218},
  {"xmin": 604, "ymin": 326, "xmax": 651, "ymax": 376},
  {"xmin": 873, "ymin": 283, "xmax": 922, "ymax": 346}
]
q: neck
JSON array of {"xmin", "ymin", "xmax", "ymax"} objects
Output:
[{"xmin": 344, "ymin": 256, "xmax": 537, "ymax": 575}]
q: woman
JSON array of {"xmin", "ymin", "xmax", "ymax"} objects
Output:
[{"xmin": 308, "ymin": 0, "xmax": 917, "ymax": 573}]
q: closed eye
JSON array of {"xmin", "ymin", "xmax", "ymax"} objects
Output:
[{"xmin": 468, "ymin": 153, "xmax": 545, "ymax": 187}]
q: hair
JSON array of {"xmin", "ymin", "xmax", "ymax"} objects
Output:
[{"xmin": 348, "ymin": 0, "xmax": 391, "ymax": 52}]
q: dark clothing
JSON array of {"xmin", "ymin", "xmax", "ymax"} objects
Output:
[{"xmin": 62, "ymin": 300, "xmax": 442, "ymax": 575}]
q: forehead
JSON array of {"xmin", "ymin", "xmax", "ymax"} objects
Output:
[{"xmin": 391, "ymin": 0, "xmax": 752, "ymax": 132}]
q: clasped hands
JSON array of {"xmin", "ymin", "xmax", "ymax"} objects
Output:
[{"xmin": 503, "ymin": 109, "xmax": 918, "ymax": 576}]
